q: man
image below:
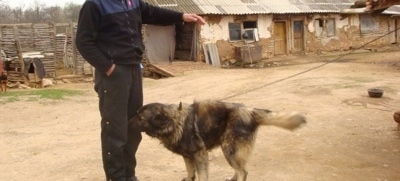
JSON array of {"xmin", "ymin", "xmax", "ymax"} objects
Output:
[{"xmin": 75, "ymin": 0, "xmax": 205, "ymax": 180}]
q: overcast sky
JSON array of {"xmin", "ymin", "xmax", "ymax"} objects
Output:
[{"xmin": 5, "ymin": 0, "xmax": 86, "ymax": 8}]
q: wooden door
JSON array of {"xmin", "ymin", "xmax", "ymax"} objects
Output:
[
  {"xmin": 392, "ymin": 18, "xmax": 400, "ymax": 43},
  {"xmin": 389, "ymin": 19, "xmax": 396, "ymax": 44},
  {"xmin": 397, "ymin": 19, "xmax": 400, "ymax": 43},
  {"xmin": 274, "ymin": 22, "xmax": 287, "ymax": 55},
  {"xmin": 293, "ymin": 20, "xmax": 304, "ymax": 52}
]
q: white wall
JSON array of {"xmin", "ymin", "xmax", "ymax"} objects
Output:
[
  {"xmin": 199, "ymin": 15, "xmax": 274, "ymax": 43},
  {"xmin": 200, "ymin": 16, "xmax": 233, "ymax": 43},
  {"xmin": 257, "ymin": 15, "xmax": 273, "ymax": 39}
]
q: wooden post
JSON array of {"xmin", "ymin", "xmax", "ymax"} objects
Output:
[
  {"xmin": 51, "ymin": 23, "xmax": 57, "ymax": 78},
  {"xmin": 63, "ymin": 32, "xmax": 68, "ymax": 67},
  {"xmin": 70, "ymin": 22, "xmax": 78, "ymax": 74},
  {"xmin": 13, "ymin": 25, "xmax": 28, "ymax": 85}
]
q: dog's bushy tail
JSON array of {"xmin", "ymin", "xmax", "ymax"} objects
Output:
[{"xmin": 253, "ymin": 109, "xmax": 306, "ymax": 130}]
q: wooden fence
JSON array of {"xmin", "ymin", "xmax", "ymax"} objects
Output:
[{"xmin": 0, "ymin": 23, "xmax": 91, "ymax": 84}]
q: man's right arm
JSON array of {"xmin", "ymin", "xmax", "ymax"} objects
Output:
[{"xmin": 76, "ymin": 2, "xmax": 114, "ymax": 74}]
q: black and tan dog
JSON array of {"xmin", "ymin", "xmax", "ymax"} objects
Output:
[
  {"xmin": 0, "ymin": 72, "xmax": 7, "ymax": 93},
  {"xmin": 132, "ymin": 100, "xmax": 306, "ymax": 181}
]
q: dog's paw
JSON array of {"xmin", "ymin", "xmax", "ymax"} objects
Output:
[
  {"xmin": 181, "ymin": 177, "xmax": 195, "ymax": 181},
  {"xmin": 225, "ymin": 176, "xmax": 237, "ymax": 181},
  {"xmin": 225, "ymin": 177, "xmax": 236, "ymax": 181}
]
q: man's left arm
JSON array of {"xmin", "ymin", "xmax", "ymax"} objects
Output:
[{"xmin": 139, "ymin": 0, "xmax": 205, "ymax": 25}]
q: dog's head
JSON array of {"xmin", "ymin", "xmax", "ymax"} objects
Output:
[{"xmin": 131, "ymin": 102, "xmax": 182, "ymax": 137}]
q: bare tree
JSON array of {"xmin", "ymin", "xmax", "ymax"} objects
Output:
[
  {"xmin": 0, "ymin": 4, "xmax": 12, "ymax": 23},
  {"xmin": 0, "ymin": 0, "xmax": 82, "ymax": 23},
  {"xmin": 12, "ymin": 7, "xmax": 24, "ymax": 23},
  {"xmin": 63, "ymin": 2, "xmax": 81, "ymax": 22},
  {"xmin": 43, "ymin": 6, "xmax": 62, "ymax": 23},
  {"xmin": 31, "ymin": 0, "xmax": 46, "ymax": 23}
]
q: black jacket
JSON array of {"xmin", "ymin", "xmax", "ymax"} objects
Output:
[{"xmin": 76, "ymin": 0, "xmax": 183, "ymax": 73}]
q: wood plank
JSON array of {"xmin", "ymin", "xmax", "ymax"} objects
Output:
[{"xmin": 146, "ymin": 63, "xmax": 175, "ymax": 77}]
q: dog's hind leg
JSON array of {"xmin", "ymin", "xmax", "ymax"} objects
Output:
[
  {"xmin": 193, "ymin": 149, "xmax": 209, "ymax": 181},
  {"xmin": 222, "ymin": 142, "xmax": 253, "ymax": 181},
  {"xmin": 182, "ymin": 156, "xmax": 196, "ymax": 181}
]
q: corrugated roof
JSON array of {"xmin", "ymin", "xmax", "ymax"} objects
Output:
[
  {"xmin": 185, "ymin": 0, "xmax": 266, "ymax": 15},
  {"xmin": 383, "ymin": 5, "xmax": 400, "ymax": 15},
  {"xmin": 293, "ymin": 0, "xmax": 357, "ymax": 13},
  {"xmin": 260, "ymin": 1, "xmax": 303, "ymax": 14},
  {"xmin": 144, "ymin": 0, "xmax": 203, "ymax": 14},
  {"xmin": 143, "ymin": 0, "xmax": 400, "ymax": 15}
]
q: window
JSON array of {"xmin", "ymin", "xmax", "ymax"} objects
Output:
[
  {"xmin": 229, "ymin": 23, "xmax": 241, "ymax": 41},
  {"xmin": 314, "ymin": 18, "xmax": 336, "ymax": 37},
  {"xmin": 326, "ymin": 19, "xmax": 335, "ymax": 37},
  {"xmin": 293, "ymin": 21, "xmax": 303, "ymax": 32},
  {"xmin": 229, "ymin": 21, "xmax": 258, "ymax": 42},
  {"xmin": 360, "ymin": 14, "xmax": 379, "ymax": 34},
  {"xmin": 243, "ymin": 28, "xmax": 257, "ymax": 41},
  {"xmin": 243, "ymin": 21, "xmax": 257, "ymax": 29},
  {"xmin": 316, "ymin": 19, "xmax": 324, "ymax": 27}
]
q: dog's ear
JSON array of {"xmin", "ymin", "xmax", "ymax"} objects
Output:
[
  {"xmin": 147, "ymin": 106, "xmax": 171, "ymax": 127},
  {"xmin": 178, "ymin": 102, "xmax": 182, "ymax": 111},
  {"xmin": 152, "ymin": 114, "xmax": 171, "ymax": 127}
]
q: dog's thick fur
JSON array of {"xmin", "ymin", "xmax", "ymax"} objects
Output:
[{"xmin": 132, "ymin": 100, "xmax": 306, "ymax": 181}]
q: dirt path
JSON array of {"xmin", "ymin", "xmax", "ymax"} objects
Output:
[{"xmin": 1, "ymin": 50, "xmax": 399, "ymax": 181}]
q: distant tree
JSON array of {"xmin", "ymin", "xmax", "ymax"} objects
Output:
[
  {"xmin": 0, "ymin": 0, "xmax": 82, "ymax": 23},
  {"xmin": 24, "ymin": 8, "xmax": 37, "ymax": 23},
  {"xmin": 43, "ymin": 6, "xmax": 62, "ymax": 23},
  {"xmin": 12, "ymin": 7, "xmax": 24, "ymax": 23},
  {"xmin": 63, "ymin": 2, "xmax": 81, "ymax": 22},
  {"xmin": 0, "ymin": 4, "xmax": 12, "ymax": 23},
  {"xmin": 32, "ymin": 0, "xmax": 46, "ymax": 23}
]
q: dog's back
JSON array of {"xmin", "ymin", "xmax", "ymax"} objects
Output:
[{"xmin": 192, "ymin": 100, "xmax": 306, "ymax": 137}]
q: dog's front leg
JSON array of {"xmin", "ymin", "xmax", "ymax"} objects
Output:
[
  {"xmin": 182, "ymin": 156, "xmax": 196, "ymax": 181},
  {"xmin": 194, "ymin": 150, "xmax": 209, "ymax": 181}
]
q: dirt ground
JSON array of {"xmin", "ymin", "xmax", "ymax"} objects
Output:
[{"xmin": 1, "ymin": 46, "xmax": 400, "ymax": 181}]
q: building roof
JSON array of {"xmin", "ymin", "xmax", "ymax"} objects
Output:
[
  {"xmin": 383, "ymin": 5, "xmax": 400, "ymax": 15},
  {"xmin": 144, "ymin": 0, "xmax": 203, "ymax": 14},
  {"xmin": 143, "ymin": 0, "xmax": 360, "ymax": 15}
]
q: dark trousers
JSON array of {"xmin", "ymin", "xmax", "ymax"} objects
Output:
[{"xmin": 94, "ymin": 64, "xmax": 143, "ymax": 181}]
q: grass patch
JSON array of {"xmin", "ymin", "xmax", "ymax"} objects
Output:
[{"xmin": 0, "ymin": 89, "xmax": 84, "ymax": 103}]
